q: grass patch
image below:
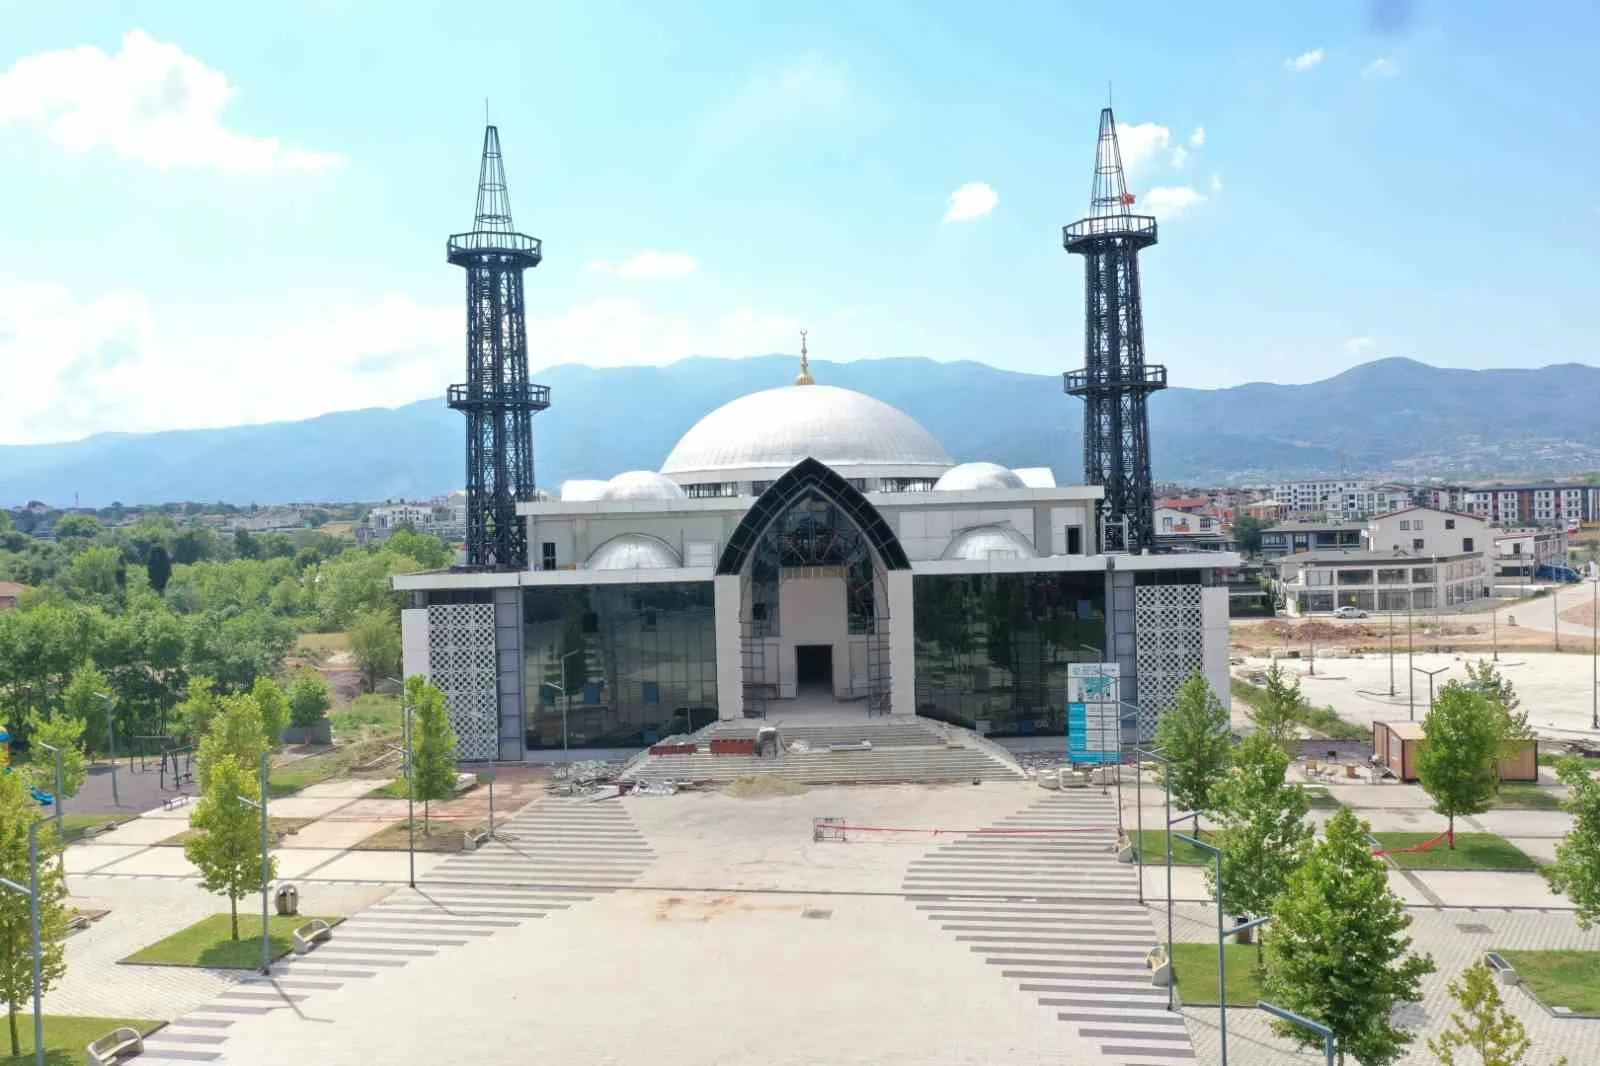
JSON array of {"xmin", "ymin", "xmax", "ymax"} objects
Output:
[
  {"xmin": 1373, "ymin": 831, "xmax": 1537, "ymax": 871},
  {"xmin": 1131, "ymin": 828, "xmax": 1216, "ymax": 866},
  {"xmin": 331, "ymin": 693, "xmax": 402, "ymax": 736},
  {"xmin": 363, "ymin": 779, "xmax": 408, "ymax": 800},
  {"xmin": 1539, "ymin": 752, "xmax": 1600, "ymax": 770},
  {"xmin": 1500, "ymin": 949, "xmax": 1600, "ymax": 1014},
  {"xmin": 57, "ymin": 811, "xmax": 136, "ymax": 842},
  {"xmin": 1171, "ymin": 941, "xmax": 1264, "ymax": 1006},
  {"xmin": 295, "ymin": 631, "xmax": 350, "ymax": 655},
  {"xmin": 155, "ymin": 817, "xmax": 312, "ymax": 848},
  {"xmin": 0, "ymin": 1015, "xmax": 162, "ymax": 1066},
  {"xmin": 267, "ymin": 752, "xmax": 343, "ymax": 798},
  {"xmin": 352, "ymin": 819, "xmax": 474, "ymax": 854},
  {"xmin": 1492, "ymin": 784, "xmax": 1563, "ymax": 810},
  {"xmin": 122, "ymin": 913, "xmax": 342, "ymax": 969},
  {"xmin": 1230, "ymin": 678, "xmax": 1367, "ymax": 741},
  {"xmin": 1303, "ymin": 786, "xmax": 1341, "ymax": 809}
]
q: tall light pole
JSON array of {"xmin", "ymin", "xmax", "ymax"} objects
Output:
[
  {"xmin": 94, "ymin": 692, "xmax": 118, "ymax": 807},
  {"xmin": 1412, "ymin": 665, "xmax": 1448, "ymax": 721},
  {"xmin": 1591, "ymin": 575, "xmax": 1597, "ymax": 731},
  {"xmin": 35, "ymin": 740, "xmax": 65, "ymax": 844},
  {"xmin": 1387, "ymin": 610, "xmax": 1397, "ymax": 696},
  {"xmin": 1554, "ymin": 583, "xmax": 1561, "ymax": 653},
  {"xmin": 1407, "ymin": 590, "xmax": 1416, "ymax": 719},
  {"xmin": 0, "ymin": 821, "xmax": 45, "ymax": 1066},
  {"xmin": 388, "ymin": 677, "xmax": 415, "ymax": 888},
  {"xmin": 233, "ymin": 752, "xmax": 272, "ymax": 975}
]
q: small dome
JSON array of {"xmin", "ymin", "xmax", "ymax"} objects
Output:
[
  {"xmin": 560, "ymin": 479, "xmax": 610, "ymax": 502},
  {"xmin": 661, "ymin": 384, "xmax": 954, "ymax": 477},
  {"xmin": 933, "ymin": 462, "xmax": 1027, "ymax": 492},
  {"xmin": 598, "ymin": 470, "xmax": 688, "ymax": 502},
  {"xmin": 586, "ymin": 534, "xmax": 683, "ymax": 570},
  {"xmin": 942, "ymin": 525, "xmax": 1037, "ymax": 561}
]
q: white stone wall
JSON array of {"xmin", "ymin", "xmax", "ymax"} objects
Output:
[
  {"xmin": 400, "ymin": 608, "xmax": 431, "ymax": 681},
  {"xmin": 1201, "ymin": 586, "xmax": 1231, "ymax": 713},
  {"xmin": 713, "ymin": 574, "xmax": 743, "ymax": 720}
]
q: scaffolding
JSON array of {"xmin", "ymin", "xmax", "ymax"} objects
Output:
[{"xmin": 741, "ymin": 616, "xmax": 771, "ymax": 719}]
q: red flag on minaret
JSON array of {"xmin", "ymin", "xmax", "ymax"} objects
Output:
[{"xmin": 1122, "ymin": 192, "xmax": 1136, "ymax": 205}]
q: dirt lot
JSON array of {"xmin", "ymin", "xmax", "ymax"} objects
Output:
[{"xmin": 1231, "ymin": 614, "xmax": 1565, "ymax": 655}]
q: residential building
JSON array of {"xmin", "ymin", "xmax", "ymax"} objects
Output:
[
  {"xmin": 395, "ymin": 366, "xmax": 1238, "ymax": 759},
  {"xmin": 1153, "ymin": 507, "xmax": 1236, "ymax": 553},
  {"xmin": 1429, "ymin": 483, "xmax": 1600, "ymax": 527},
  {"xmin": 1259, "ymin": 519, "xmax": 1365, "ymax": 559},
  {"xmin": 1276, "ymin": 547, "xmax": 1488, "ymax": 614},
  {"xmin": 369, "ymin": 502, "xmax": 434, "ymax": 532},
  {"xmin": 1494, "ymin": 527, "xmax": 1570, "ymax": 576},
  {"xmin": 1365, "ymin": 507, "xmax": 1488, "ymax": 558},
  {"xmin": 1240, "ymin": 498, "xmax": 1286, "ymax": 522},
  {"xmin": 1270, "ymin": 479, "xmax": 1417, "ymax": 521}
]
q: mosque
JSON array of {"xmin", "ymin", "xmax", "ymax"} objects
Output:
[{"xmin": 396, "ymin": 342, "xmax": 1236, "ymax": 762}]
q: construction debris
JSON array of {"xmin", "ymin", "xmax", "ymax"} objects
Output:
[
  {"xmin": 725, "ymin": 774, "xmax": 807, "ymax": 799},
  {"xmin": 546, "ymin": 759, "xmax": 626, "ymax": 795}
]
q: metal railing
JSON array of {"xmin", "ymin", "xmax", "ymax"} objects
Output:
[
  {"xmin": 1064, "ymin": 364, "xmax": 1168, "ymax": 394},
  {"xmin": 445, "ymin": 382, "xmax": 551, "ymax": 409},
  {"xmin": 446, "ymin": 230, "xmax": 541, "ymax": 258},
  {"xmin": 1063, "ymin": 213, "xmax": 1158, "ymax": 245}
]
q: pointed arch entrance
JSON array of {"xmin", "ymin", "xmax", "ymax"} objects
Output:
[{"xmin": 717, "ymin": 458, "xmax": 909, "ymax": 718}]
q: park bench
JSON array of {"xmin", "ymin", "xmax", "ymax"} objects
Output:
[
  {"xmin": 1484, "ymin": 951, "xmax": 1520, "ymax": 986},
  {"xmin": 291, "ymin": 918, "xmax": 333, "ymax": 955},
  {"xmin": 86, "ymin": 1025, "xmax": 143, "ymax": 1065},
  {"xmin": 162, "ymin": 794, "xmax": 190, "ymax": 811}
]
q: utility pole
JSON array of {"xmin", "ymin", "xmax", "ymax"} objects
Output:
[
  {"xmin": 95, "ymin": 692, "xmax": 119, "ymax": 807},
  {"xmin": 1387, "ymin": 610, "xmax": 1396, "ymax": 696},
  {"xmin": 0, "ymin": 821, "xmax": 45, "ymax": 1066}
]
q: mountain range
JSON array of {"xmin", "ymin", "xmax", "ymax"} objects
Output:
[{"xmin": 4, "ymin": 356, "xmax": 1599, "ymax": 507}]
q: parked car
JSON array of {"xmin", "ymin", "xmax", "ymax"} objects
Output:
[{"xmin": 1333, "ymin": 605, "xmax": 1368, "ymax": 619}]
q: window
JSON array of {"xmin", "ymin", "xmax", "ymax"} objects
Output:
[
  {"xmin": 1066, "ymin": 525, "xmax": 1083, "ymax": 555},
  {"xmin": 750, "ymin": 480, "xmax": 775, "ymax": 496},
  {"xmin": 1412, "ymin": 538, "xmax": 1425, "ymax": 551},
  {"xmin": 541, "ymin": 542, "xmax": 557, "ymax": 571},
  {"xmin": 1445, "ymin": 519, "xmax": 1455, "ymax": 530},
  {"xmin": 1400, "ymin": 520, "xmax": 1410, "ymax": 530},
  {"xmin": 686, "ymin": 482, "xmax": 737, "ymax": 499},
  {"xmin": 1162, "ymin": 516, "xmax": 1173, "ymax": 531},
  {"xmin": 1463, "ymin": 537, "xmax": 1474, "ymax": 552}
]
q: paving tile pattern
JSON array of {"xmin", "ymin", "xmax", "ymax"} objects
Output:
[
  {"xmin": 904, "ymin": 788, "xmax": 1196, "ymax": 1063},
  {"xmin": 132, "ymin": 798, "xmax": 656, "ymax": 1063}
]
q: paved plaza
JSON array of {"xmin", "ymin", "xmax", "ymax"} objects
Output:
[{"xmin": 29, "ymin": 764, "xmax": 1600, "ymax": 1065}]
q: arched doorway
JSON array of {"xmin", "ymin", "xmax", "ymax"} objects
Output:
[{"xmin": 717, "ymin": 458, "xmax": 910, "ymax": 718}]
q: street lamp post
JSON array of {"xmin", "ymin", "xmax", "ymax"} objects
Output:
[
  {"xmin": 94, "ymin": 692, "xmax": 118, "ymax": 807},
  {"xmin": 387, "ymin": 677, "xmax": 415, "ymax": 889},
  {"xmin": 1133, "ymin": 744, "xmax": 1175, "ymax": 1011},
  {"xmin": 35, "ymin": 740, "xmax": 65, "ymax": 844},
  {"xmin": 1407, "ymin": 590, "xmax": 1416, "ymax": 719},
  {"xmin": 1412, "ymin": 665, "xmax": 1448, "ymax": 720},
  {"xmin": 1173, "ymin": 832, "xmax": 1265, "ymax": 1066},
  {"xmin": 1258, "ymin": 1001, "xmax": 1336, "ymax": 1066},
  {"xmin": 1387, "ymin": 610, "xmax": 1397, "ymax": 696},
  {"xmin": 559, "ymin": 648, "xmax": 584, "ymax": 772},
  {"xmin": 0, "ymin": 821, "xmax": 44, "ymax": 1066},
  {"xmin": 1590, "ymin": 575, "xmax": 1598, "ymax": 731},
  {"xmin": 233, "ymin": 752, "xmax": 272, "ymax": 975}
]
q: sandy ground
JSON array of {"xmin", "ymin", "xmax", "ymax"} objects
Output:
[{"xmin": 1236, "ymin": 650, "xmax": 1600, "ymax": 742}]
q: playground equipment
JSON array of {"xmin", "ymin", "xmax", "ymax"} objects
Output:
[{"xmin": 0, "ymin": 730, "xmax": 54, "ymax": 806}]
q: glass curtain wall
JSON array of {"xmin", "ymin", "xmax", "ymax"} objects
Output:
[
  {"xmin": 523, "ymin": 583, "xmax": 716, "ymax": 748},
  {"xmin": 913, "ymin": 572, "xmax": 1106, "ymax": 737}
]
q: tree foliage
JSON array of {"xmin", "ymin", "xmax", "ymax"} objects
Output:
[
  {"xmin": 174, "ymin": 676, "xmax": 223, "ymax": 745},
  {"xmin": 349, "ymin": 609, "xmax": 401, "ymax": 694},
  {"xmin": 145, "ymin": 543, "xmax": 173, "ymax": 595},
  {"xmin": 196, "ymin": 693, "xmax": 267, "ymax": 793},
  {"xmin": 1249, "ymin": 659, "xmax": 1304, "ymax": 752},
  {"xmin": 1206, "ymin": 730, "xmax": 1312, "ymax": 930},
  {"xmin": 1543, "ymin": 757, "xmax": 1600, "ymax": 929},
  {"xmin": 251, "ymin": 676, "xmax": 290, "ymax": 749},
  {"xmin": 1264, "ymin": 807, "xmax": 1434, "ymax": 1066},
  {"xmin": 407, "ymin": 676, "xmax": 458, "ymax": 832},
  {"xmin": 1234, "ymin": 514, "xmax": 1266, "ymax": 556},
  {"xmin": 0, "ymin": 772, "xmax": 71, "ymax": 1057},
  {"xmin": 23, "ymin": 711, "xmax": 89, "ymax": 799},
  {"xmin": 1154, "ymin": 670, "xmax": 1232, "ymax": 823},
  {"xmin": 1465, "ymin": 658, "xmax": 1531, "ymax": 740},
  {"xmin": 286, "ymin": 671, "xmax": 332, "ymax": 728},
  {"xmin": 60, "ymin": 661, "xmax": 112, "ymax": 754},
  {"xmin": 1417, "ymin": 683, "xmax": 1505, "ymax": 847},
  {"xmin": 185, "ymin": 753, "xmax": 274, "ymax": 940},
  {"xmin": 1428, "ymin": 959, "xmax": 1568, "ymax": 1066}
]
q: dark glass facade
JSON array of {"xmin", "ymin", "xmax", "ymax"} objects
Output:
[
  {"xmin": 913, "ymin": 572, "xmax": 1106, "ymax": 737},
  {"xmin": 522, "ymin": 582, "xmax": 717, "ymax": 748}
]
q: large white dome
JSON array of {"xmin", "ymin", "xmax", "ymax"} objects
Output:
[{"xmin": 660, "ymin": 384, "xmax": 954, "ymax": 478}]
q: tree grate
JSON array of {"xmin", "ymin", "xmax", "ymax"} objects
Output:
[{"xmin": 802, "ymin": 909, "xmax": 833, "ymax": 920}]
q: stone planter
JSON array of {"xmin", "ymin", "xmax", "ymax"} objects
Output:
[{"xmin": 282, "ymin": 720, "xmax": 333, "ymax": 745}]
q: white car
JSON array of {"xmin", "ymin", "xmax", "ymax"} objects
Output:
[{"xmin": 1332, "ymin": 606, "xmax": 1368, "ymax": 619}]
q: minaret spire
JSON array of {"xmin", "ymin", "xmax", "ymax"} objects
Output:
[
  {"xmin": 1088, "ymin": 107, "xmax": 1136, "ymax": 218},
  {"xmin": 794, "ymin": 328, "xmax": 815, "ymax": 385},
  {"xmin": 472, "ymin": 125, "xmax": 517, "ymax": 234}
]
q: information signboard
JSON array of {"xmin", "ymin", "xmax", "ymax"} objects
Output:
[{"xmin": 1067, "ymin": 662, "xmax": 1122, "ymax": 765}]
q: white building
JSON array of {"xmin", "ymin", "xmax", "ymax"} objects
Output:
[
  {"xmin": 1430, "ymin": 483, "xmax": 1600, "ymax": 527},
  {"xmin": 1494, "ymin": 527, "xmax": 1570, "ymax": 576},
  {"xmin": 369, "ymin": 501, "xmax": 434, "ymax": 532},
  {"xmin": 395, "ymin": 363, "xmax": 1238, "ymax": 760}
]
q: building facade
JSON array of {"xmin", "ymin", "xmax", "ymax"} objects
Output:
[
  {"xmin": 395, "ymin": 370, "xmax": 1237, "ymax": 760},
  {"xmin": 1494, "ymin": 527, "xmax": 1571, "ymax": 576},
  {"xmin": 1276, "ymin": 548, "xmax": 1488, "ymax": 614},
  {"xmin": 1259, "ymin": 519, "xmax": 1365, "ymax": 559},
  {"xmin": 1429, "ymin": 483, "xmax": 1600, "ymax": 528}
]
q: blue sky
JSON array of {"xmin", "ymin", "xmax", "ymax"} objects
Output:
[{"xmin": 2, "ymin": 0, "xmax": 1597, "ymax": 444}]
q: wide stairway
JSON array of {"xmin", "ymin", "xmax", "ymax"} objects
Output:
[{"xmin": 617, "ymin": 715, "xmax": 1027, "ymax": 787}]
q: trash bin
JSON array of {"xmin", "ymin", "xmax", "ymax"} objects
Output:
[
  {"xmin": 275, "ymin": 883, "xmax": 299, "ymax": 917},
  {"xmin": 1234, "ymin": 915, "xmax": 1254, "ymax": 945}
]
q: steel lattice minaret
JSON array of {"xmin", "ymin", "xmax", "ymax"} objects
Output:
[
  {"xmin": 1063, "ymin": 107, "xmax": 1167, "ymax": 554},
  {"xmin": 447, "ymin": 125, "xmax": 550, "ymax": 569}
]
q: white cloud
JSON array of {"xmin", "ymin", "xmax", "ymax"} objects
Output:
[
  {"xmin": 1115, "ymin": 122, "xmax": 1173, "ymax": 181},
  {"xmin": 1189, "ymin": 127, "xmax": 1206, "ymax": 148},
  {"xmin": 942, "ymin": 182, "xmax": 998, "ymax": 222},
  {"xmin": 1286, "ymin": 48, "xmax": 1325, "ymax": 73},
  {"xmin": 1363, "ymin": 57, "xmax": 1400, "ymax": 79},
  {"xmin": 1346, "ymin": 337, "xmax": 1376, "ymax": 357},
  {"xmin": 1170, "ymin": 145, "xmax": 1188, "ymax": 168},
  {"xmin": 1143, "ymin": 186, "xmax": 1206, "ymax": 218},
  {"xmin": 701, "ymin": 54, "xmax": 852, "ymax": 147},
  {"xmin": 584, "ymin": 251, "xmax": 698, "ymax": 280},
  {"xmin": 0, "ymin": 278, "xmax": 801, "ymax": 444},
  {"xmin": 0, "ymin": 30, "xmax": 340, "ymax": 171}
]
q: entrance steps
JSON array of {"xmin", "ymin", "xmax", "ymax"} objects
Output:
[{"xmin": 617, "ymin": 715, "xmax": 1027, "ymax": 787}]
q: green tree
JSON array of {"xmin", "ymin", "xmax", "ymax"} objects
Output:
[
  {"xmin": 0, "ymin": 772, "xmax": 71, "ymax": 1056},
  {"xmin": 286, "ymin": 671, "xmax": 332, "ymax": 728},
  {"xmin": 1153, "ymin": 670, "xmax": 1232, "ymax": 830},
  {"xmin": 146, "ymin": 543, "xmax": 173, "ymax": 595},
  {"xmin": 1206, "ymin": 730, "xmax": 1312, "ymax": 957},
  {"xmin": 174, "ymin": 676, "xmax": 224, "ymax": 744},
  {"xmin": 349, "ymin": 609, "xmax": 401, "ymax": 694},
  {"xmin": 185, "ymin": 753, "xmax": 274, "ymax": 940},
  {"xmin": 60, "ymin": 661, "xmax": 112, "ymax": 755},
  {"xmin": 51, "ymin": 513, "xmax": 102, "ymax": 542},
  {"xmin": 196, "ymin": 693, "xmax": 268, "ymax": 792},
  {"xmin": 1543, "ymin": 757, "xmax": 1600, "ymax": 928},
  {"xmin": 1264, "ymin": 808, "xmax": 1434, "ymax": 1066},
  {"xmin": 407, "ymin": 676, "xmax": 458, "ymax": 834},
  {"xmin": 1465, "ymin": 658, "xmax": 1531, "ymax": 740},
  {"xmin": 384, "ymin": 529, "xmax": 452, "ymax": 570},
  {"xmin": 251, "ymin": 677, "xmax": 290, "ymax": 749},
  {"xmin": 1249, "ymin": 660, "xmax": 1304, "ymax": 752},
  {"xmin": 1234, "ymin": 514, "xmax": 1266, "ymax": 556},
  {"xmin": 23, "ymin": 711, "xmax": 89, "ymax": 799},
  {"xmin": 1428, "ymin": 959, "xmax": 1568, "ymax": 1066},
  {"xmin": 1417, "ymin": 683, "xmax": 1504, "ymax": 847}
]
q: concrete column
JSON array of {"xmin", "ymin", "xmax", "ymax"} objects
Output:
[
  {"xmin": 887, "ymin": 569, "xmax": 915, "ymax": 715},
  {"xmin": 400, "ymin": 607, "xmax": 431, "ymax": 679},
  {"xmin": 713, "ymin": 574, "xmax": 743, "ymax": 720},
  {"xmin": 493, "ymin": 587, "xmax": 525, "ymax": 761}
]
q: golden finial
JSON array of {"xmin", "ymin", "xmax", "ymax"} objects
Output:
[{"xmin": 794, "ymin": 328, "xmax": 815, "ymax": 385}]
